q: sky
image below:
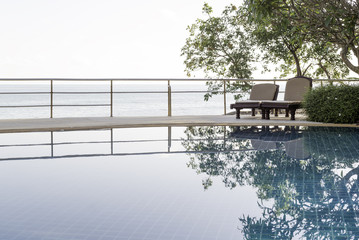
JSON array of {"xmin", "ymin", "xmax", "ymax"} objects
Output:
[{"xmin": 0, "ymin": 0, "xmax": 238, "ymax": 78}]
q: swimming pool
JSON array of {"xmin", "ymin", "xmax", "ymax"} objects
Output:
[{"xmin": 0, "ymin": 126, "xmax": 358, "ymax": 239}]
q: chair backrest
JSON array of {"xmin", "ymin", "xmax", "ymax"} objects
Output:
[
  {"xmin": 284, "ymin": 76, "xmax": 312, "ymax": 101},
  {"xmin": 249, "ymin": 83, "xmax": 279, "ymax": 100}
]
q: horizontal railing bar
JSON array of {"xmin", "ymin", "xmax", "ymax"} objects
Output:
[
  {"xmin": 0, "ymin": 78, "xmax": 357, "ymax": 82},
  {"xmin": 0, "ymin": 104, "xmax": 111, "ymax": 108},
  {"xmin": 0, "ymin": 92, "xmax": 50, "ymax": 95},
  {"xmin": 0, "ymin": 91, "xmax": 285, "ymax": 96},
  {"xmin": 0, "ymin": 137, "xmax": 225, "ymax": 148},
  {"xmin": 0, "ymin": 90, "xmax": 287, "ymax": 95},
  {"xmin": 53, "ymin": 104, "xmax": 110, "ymax": 107},
  {"xmin": 0, "ymin": 78, "xmax": 263, "ymax": 81},
  {"xmin": 0, "ymin": 78, "xmax": 272, "ymax": 81},
  {"xmin": 0, "ymin": 91, "xmax": 238, "ymax": 95},
  {"xmin": 0, "ymin": 148, "xmax": 258, "ymax": 162},
  {"xmin": 0, "ymin": 139, "xmax": 188, "ymax": 148},
  {"xmin": 53, "ymin": 92, "xmax": 110, "ymax": 94},
  {"xmin": 113, "ymin": 91, "xmax": 229, "ymax": 94},
  {"xmin": 0, "ymin": 105, "xmax": 49, "ymax": 108}
]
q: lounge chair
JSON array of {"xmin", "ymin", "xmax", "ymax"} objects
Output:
[
  {"xmin": 230, "ymin": 83, "xmax": 279, "ymax": 119},
  {"xmin": 260, "ymin": 76, "xmax": 312, "ymax": 120}
]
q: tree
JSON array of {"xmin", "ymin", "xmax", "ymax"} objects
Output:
[
  {"xmin": 182, "ymin": 2, "xmax": 350, "ymax": 102},
  {"xmin": 181, "ymin": 4, "xmax": 255, "ymax": 100},
  {"xmin": 246, "ymin": 2, "xmax": 309, "ymax": 77},
  {"xmin": 244, "ymin": 0, "xmax": 350, "ymax": 79},
  {"xmin": 245, "ymin": 0, "xmax": 359, "ymax": 75},
  {"xmin": 307, "ymin": 42, "xmax": 350, "ymax": 79}
]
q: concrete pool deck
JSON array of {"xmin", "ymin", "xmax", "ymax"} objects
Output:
[{"xmin": 0, "ymin": 114, "xmax": 357, "ymax": 133}]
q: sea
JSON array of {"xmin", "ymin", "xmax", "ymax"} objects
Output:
[{"xmin": 0, "ymin": 81, "xmax": 260, "ymax": 119}]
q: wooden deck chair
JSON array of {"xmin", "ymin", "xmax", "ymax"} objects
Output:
[
  {"xmin": 230, "ymin": 83, "xmax": 279, "ymax": 119},
  {"xmin": 260, "ymin": 77, "xmax": 312, "ymax": 120}
]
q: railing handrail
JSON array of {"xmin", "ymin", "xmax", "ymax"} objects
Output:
[{"xmin": 0, "ymin": 78, "xmax": 357, "ymax": 82}]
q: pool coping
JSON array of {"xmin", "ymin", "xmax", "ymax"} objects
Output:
[{"xmin": 0, "ymin": 115, "xmax": 357, "ymax": 133}]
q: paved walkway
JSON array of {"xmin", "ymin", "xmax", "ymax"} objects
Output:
[{"xmin": 0, "ymin": 115, "xmax": 357, "ymax": 133}]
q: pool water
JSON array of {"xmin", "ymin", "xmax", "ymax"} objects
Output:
[{"xmin": 0, "ymin": 126, "xmax": 358, "ymax": 239}]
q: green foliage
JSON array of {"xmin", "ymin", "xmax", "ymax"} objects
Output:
[
  {"xmin": 181, "ymin": 4, "xmax": 255, "ymax": 79},
  {"xmin": 303, "ymin": 85, "xmax": 359, "ymax": 123},
  {"xmin": 181, "ymin": 4, "xmax": 256, "ymax": 100},
  {"xmin": 308, "ymin": 42, "xmax": 350, "ymax": 79},
  {"xmin": 244, "ymin": 0, "xmax": 359, "ymax": 75},
  {"xmin": 244, "ymin": 0, "xmax": 351, "ymax": 79},
  {"xmin": 246, "ymin": 0, "xmax": 307, "ymax": 77},
  {"xmin": 182, "ymin": 2, "xmax": 352, "ymax": 102}
]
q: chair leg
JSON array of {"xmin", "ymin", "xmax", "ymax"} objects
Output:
[
  {"xmin": 235, "ymin": 108, "xmax": 241, "ymax": 119},
  {"xmin": 290, "ymin": 109, "xmax": 296, "ymax": 120},
  {"xmin": 285, "ymin": 109, "xmax": 289, "ymax": 117},
  {"xmin": 251, "ymin": 108, "xmax": 255, "ymax": 116},
  {"xmin": 275, "ymin": 108, "xmax": 278, "ymax": 117},
  {"xmin": 265, "ymin": 108, "xmax": 271, "ymax": 120},
  {"xmin": 261, "ymin": 109, "xmax": 266, "ymax": 119}
]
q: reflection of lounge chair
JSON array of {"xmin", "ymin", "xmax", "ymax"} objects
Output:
[
  {"xmin": 230, "ymin": 126, "xmax": 309, "ymax": 158},
  {"xmin": 230, "ymin": 84, "xmax": 279, "ymax": 119},
  {"xmin": 284, "ymin": 138, "xmax": 310, "ymax": 159},
  {"xmin": 261, "ymin": 77, "xmax": 312, "ymax": 120},
  {"xmin": 251, "ymin": 139, "xmax": 277, "ymax": 150},
  {"xmin": 230, "ymin": 126, "xmax": 302, "ymax": 141}
]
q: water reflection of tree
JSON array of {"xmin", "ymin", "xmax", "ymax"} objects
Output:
[{"xmin": 182, "ymin": 126, "xmax": 359, "ymax": 239}]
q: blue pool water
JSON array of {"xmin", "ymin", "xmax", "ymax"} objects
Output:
[{"xmin": 0, "ymin": 126, "xmax": 358, "ymax": 239}]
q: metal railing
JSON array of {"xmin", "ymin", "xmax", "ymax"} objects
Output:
[
  {"xmin": 0, "ymin": 127, "xmax": 231, "ymax": 161},
  {"xmin": 0, "ymin": 126, "xmax": 290, "ymax": 161},
  {"xmin": 0, "ymin": 78, "xmax": 357, "ymax": 118}
]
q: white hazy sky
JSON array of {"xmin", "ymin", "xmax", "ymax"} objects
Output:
[{"xmin": 0, "ymin": 0, "xmax": 239, "ymax": 78}]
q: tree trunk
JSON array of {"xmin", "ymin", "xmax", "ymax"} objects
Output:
[
  {"xmin": 292, "ymin": 51, "xmax": 302, "ymax": 76},
  {"xmin": 340, "ymin": 45, "xmax": 359, "ymax": 75},
  {"xmin": 318, "ymin": 61, "xmax": 331, "ymax": 80},
  {"xmin": 286, "ymin": 44, "xmax": 302, "ymax": 76}
]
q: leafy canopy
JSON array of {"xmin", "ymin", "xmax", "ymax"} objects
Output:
[
  {"xmin": 182, "ymin": 2, "xmax": 352, "ymax": 100},
  {"xmin": 181, "ymin": 4, "xmax": 255, "ymax": 100},
  {"xmin": 245, "ymin": 0, "xmax": 359, "ymax": 75}
]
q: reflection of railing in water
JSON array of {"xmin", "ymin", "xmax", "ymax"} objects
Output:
[
  {"xmin": 0, "ymin": 78, "xmax": 357, "ymax": 117},
  {"xmin": 0, "ymin": 127, "xmax": 235, "ymax": 161},
  {"xmin": 0, "ymin": 126, "xmax": 303, "ymax": 161},
  {"xmin": 1, "ymin": 126, "xmax": 358, "ymax": 161}
]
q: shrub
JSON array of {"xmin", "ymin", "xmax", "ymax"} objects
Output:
[{"xmin": 303, "ymin": 84, "xmax": 359, "ymax": 124}]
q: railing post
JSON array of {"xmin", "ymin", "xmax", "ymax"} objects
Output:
[
  {"xmin": 168, "ymin": 80, "xmax": 172, "ymax": 117},
  {"xmin": 223, "ymin": 126, "xmax": 226, "ymax": 148},
  {"xmin": 110, "ymin": 80, "xmax": 113, "ymax": 117},
  {"xmin": 51, "ymin": 131, "xmax": 54, "ymax": 157},
  {"xmin": 168, "ymin": 126, "xmax": 171, "ymax": 152},
  {"xmin": 50, "ymin": 80, "xmax": 53, "ymax": 118},
  {"xmin": 110, "ymin": 128, "xmax": 113, "ymax": 154},
  {"xmin": 223, "ymin": 80, "xmax": 227, "ymax": 115}
]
